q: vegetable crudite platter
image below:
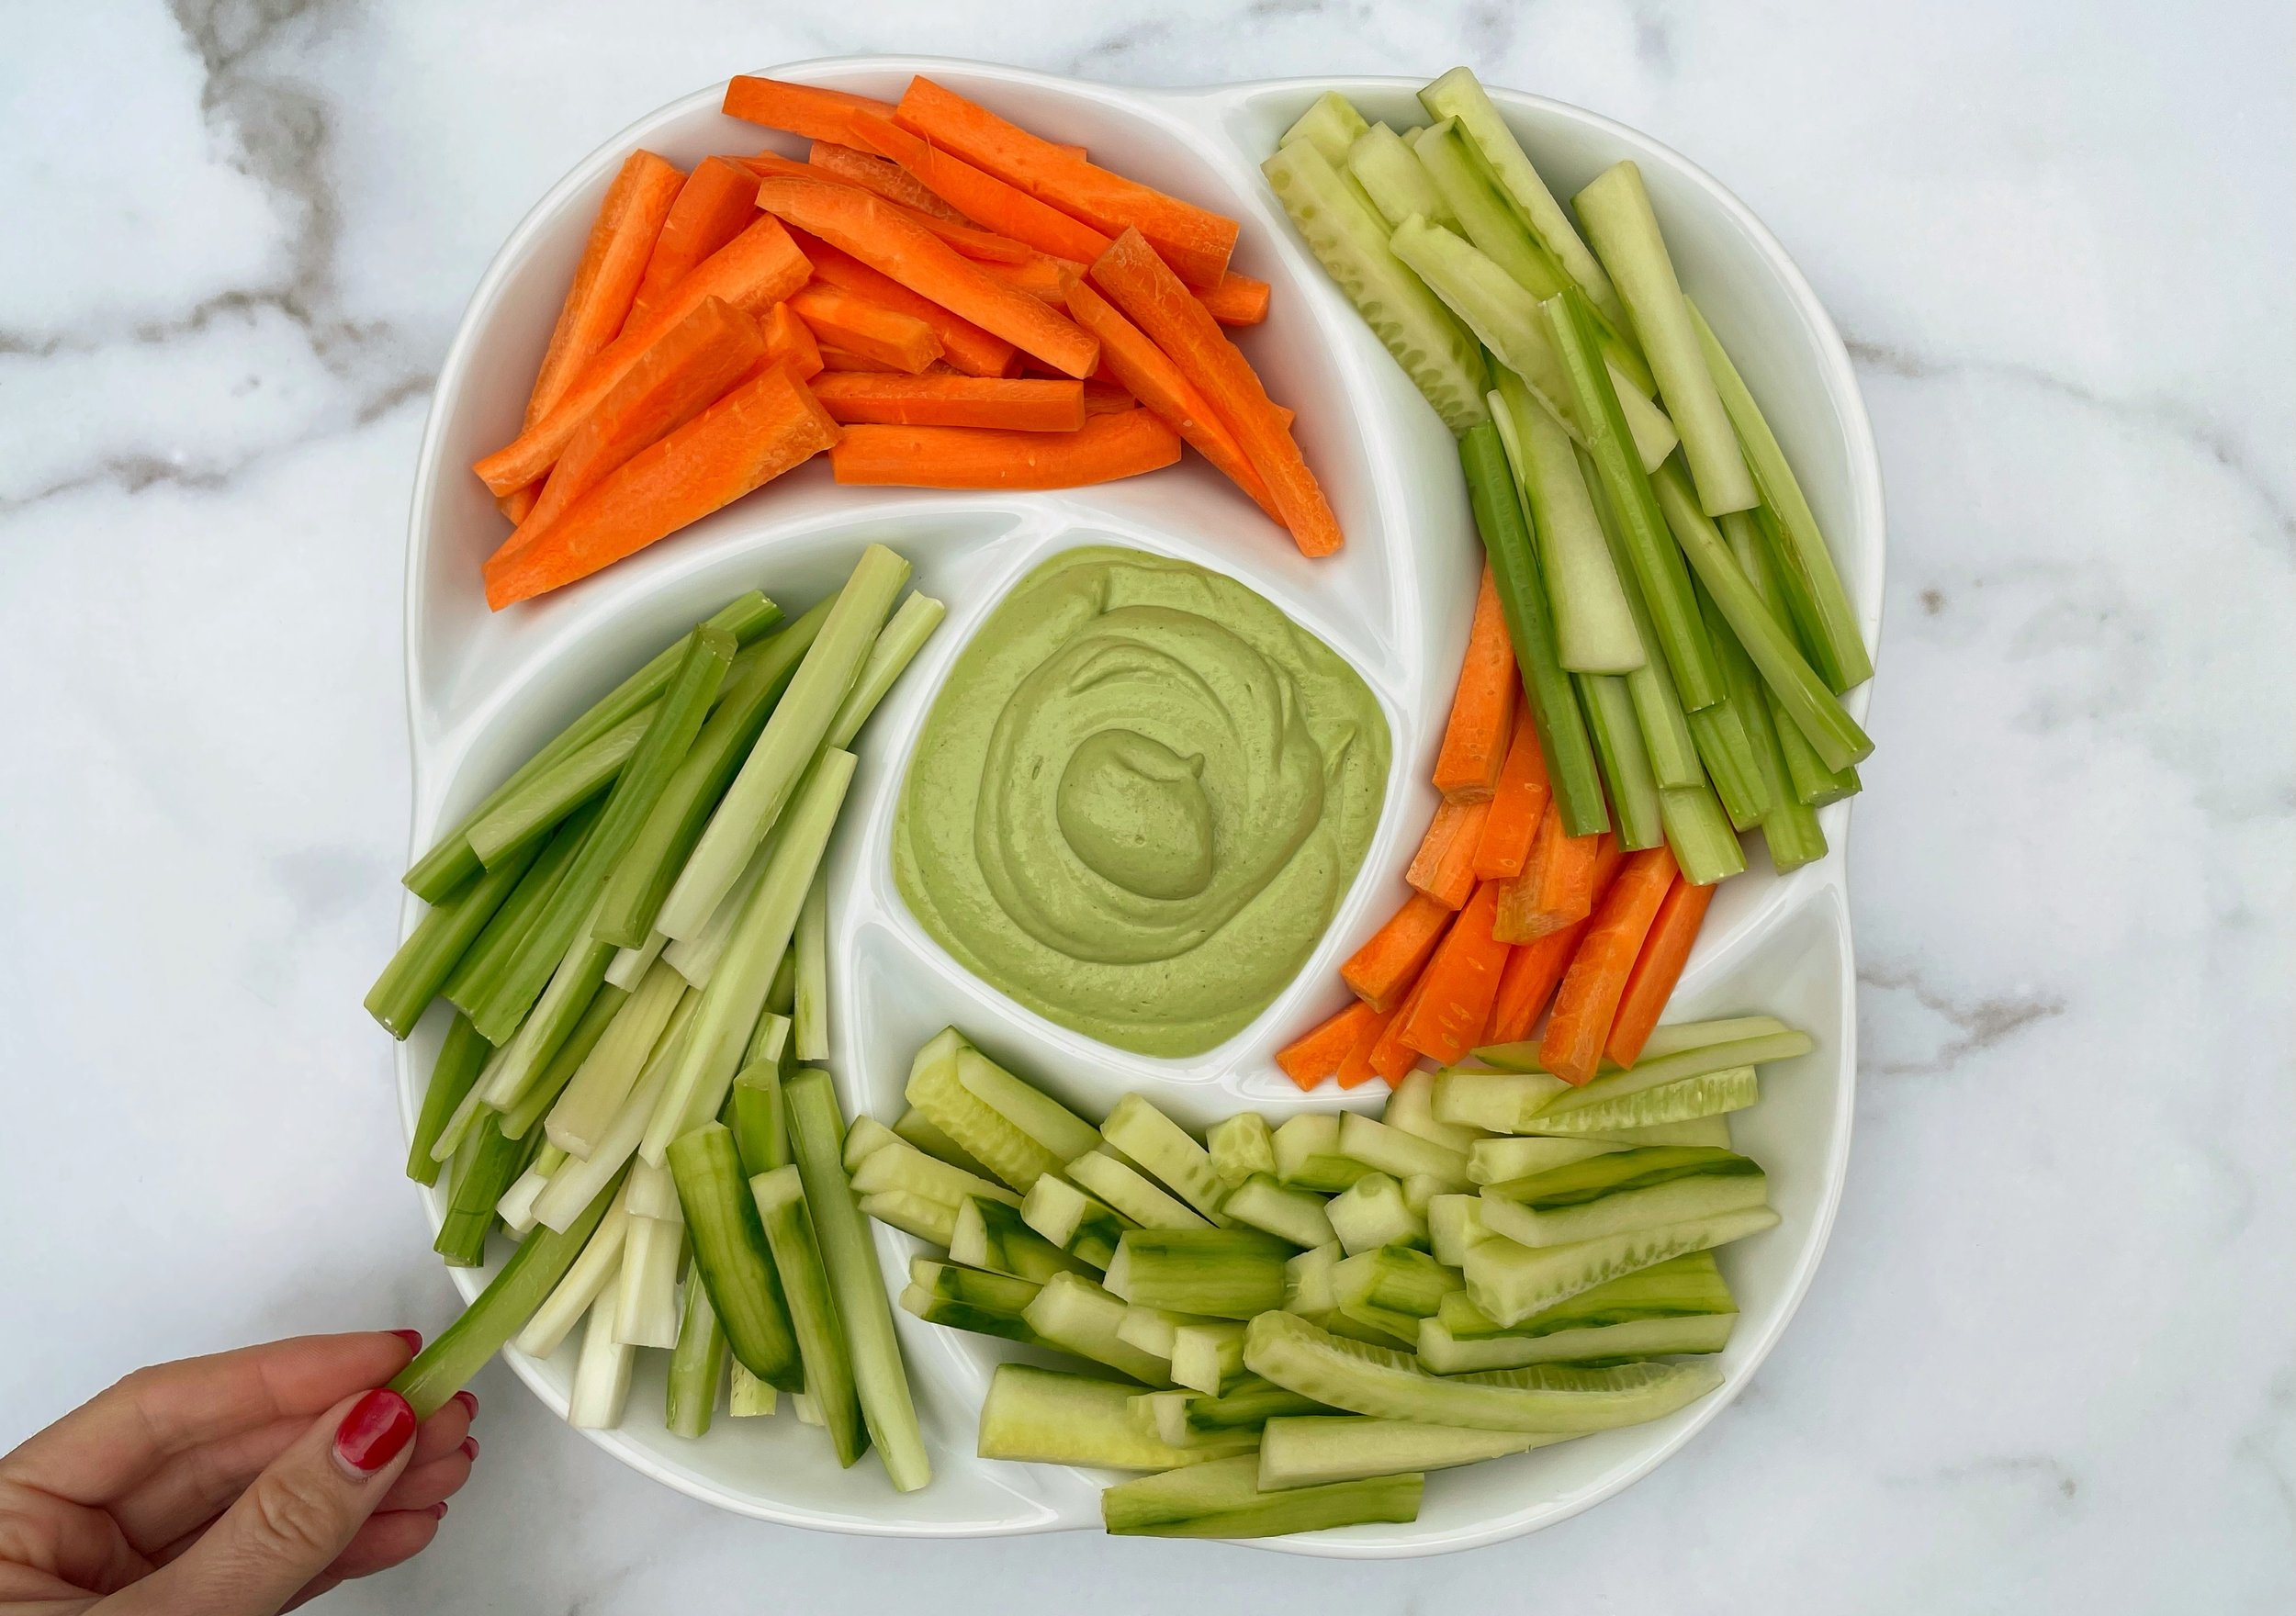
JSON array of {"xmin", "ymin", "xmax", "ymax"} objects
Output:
[{"xmin": 381, "ymin": 57, "xmax": 1882, "ymax": 1555}]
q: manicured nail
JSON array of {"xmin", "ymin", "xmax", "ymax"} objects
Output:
[
  {"xmin": 453, "ymin": 1389, "xmax": 478, "ymax": 1419},
  {"xmin": 333, "ymin": 1389, "xmax": 416, "ymax": 1478},
  {"xmin": 461, "ymin": 1436, "xmax": 480, "ymax": 1461},
  {"xmin": 388, "ymin": 1329, "xmax": 423, "ymax": 1353},
  {"xmin": 431, "ymin": 1501, "xmax": 449, "ymax": 1521}
]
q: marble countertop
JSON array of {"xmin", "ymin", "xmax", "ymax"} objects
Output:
[{"xmin": 4, "ymin": 2, "xmax": 2290, "ymax": 1609}]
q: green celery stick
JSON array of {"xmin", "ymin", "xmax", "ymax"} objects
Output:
[
  {"xmin": 593, "ymin": 597, "xmax": 836, "ymax": 949},
  {"xmin": 1740, "ymin": 509, "xmax": 1863, "ymax": 804},
  {"xmin": 766, "ymin": 948, "xmax": 797, "ymax": 1015},
  {"xmin": 1721, "ymin": 514, "xmax": 1838, "ymax": 869},
  {"xmin": 542, "ymin": 959, "xmax": 689, "ymax": 1155},
  {"xmin": 1347, "ymin": 122, "xmax": 1453, "ymax": 230},
  {"xmin": 669, "ymin": 1122, "xmax": 801, "ymax": 1390},
  {"xmin": 465, "ymin": 710, "xmax": 648, "ymax": 870},
  {"xmin": 663, "ymin": 1258, "xmax": 728, "ymax": 1440},
  {"xmin": 1460, "ymin": 423, "xmax": 1608, "ymax": 835},
  {"xmin": 1574, "ymin": 163, "xmax": 1758, "ymax": 516},
  {"xmin": 390, "ymin": 1168, "xmax": 627, "ymax": 1419},
  {"xmin": 658, "ymin": 546, "xmax": 909, "ymax": 943},
  {"xmin": 1547, "ymin": 286, "xmax": 1721, "ymax": 711},
  {"xmin": 1578, "ymin": 449, "xmax": 1702, "ymax": 789},
  {"xmin": 783, "ymin": 1065, "xmax": 930, "ymax": 1492},
  {"xmin": 407, "ymin": 1013, "xmax": 489, "ymax": 1186},
  {"xmin": 824, "ymin": 592, "xmax": 945, "ymax": 749},
  {"xmin": 1687, "ymin": 573, "xmax": 1774, "ymax": 830},
  {"xmin": 750, "ymin": 1163, "xmax": 867, "ymax": 1466},
  {"xmin": 433, "ymin": 1115, "xmax": 535, "ymax": 1267},
  {"xmin": 500, "ymin": 981, "xmax": 627, "ymax": 1140},
  {"xmin": 1578, "ymin": 673, "xmax": 1664, "ymax": 849},
  {"xmin": 729, "ymin": 1062, "xmax": 789, "ymax": 1177},
  {"xmin": 1494, "ymin": 375, "xmax": 1642, "ymax": 672},
  {"xmin": 366, "ymin": 835, "xmax": 542, "ymax": 1038},
  {"xmin": 1650, "ymin": 463, "xmax": 1873, "ymax": 771},
  {"xmin": 1688, "ymin": 300, "xmax": 1873, "ymax": 690},
  {"xmin": 402, "ymin": 594, "xmax": 781, "ymax": 902},
  {"xmin": 793, "ymin": 870, "xmax": 828, "ymax": 1063},
  {"xmin": 1659, "ymin": 780, "xmax": 1747, "ymax": 887},
  {"xmin": 444, "ymin": 799, "xmax": 600, "ymax": 1018}
]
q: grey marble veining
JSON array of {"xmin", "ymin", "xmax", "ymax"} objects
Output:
[{"xmin": 3, "ymin": 1, "xmax": 2291, "ymax": 1610}]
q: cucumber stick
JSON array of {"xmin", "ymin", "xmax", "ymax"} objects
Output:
[
  {"xmin": 1465, "ymin": 1206, "xmax": 1779, "ymax": 1326},
  {"xmin": 1222, "ymin": 1173, "xmax": 1338, "ymax": 1250},
  {"xmin": 1068, "ymin": 1150, "xmax": 1210, "ymax": 1231},
  {"xmin": 1382, "ymin": 1068, "xmax": 1489, "ymax": 1155},
  {"xmin": 904, "ymin": 1030, "xmax": 1099, "ymax": 1193},
  {"xmin": 980, "ymin": 1364, "xmax": 1250, "ymax": 1468},
  {"xmin": 1137, "ymin": 1375, "xmax": 1331, "ymax": 1445},
  {"xmin": 850, "ymin": 1135, "xmax": 1019, "ymax": 1212},
  {"xmin": 1527, "ymin": 1066, "xmax": 1759, "ymax": 1135},
  {"xmin": 1020, "ymin": 1174, "xmax": 1132, "ymax": 1269},
  {"xmin": 1271, "ymin": 1113, "xmax": 1372, "ymax": 1193},
  {"xmin": 1467, "ymin": 1137, "xmax": 1624, "ymax": 1184},
  {"xmin": 1338, "ymin": 1111, "xmax": 1469, "ymax": 1189},
  {"xmin": 1535, "ymin": 1030, "xmax": 1811, "ymax": 1120},
  {"xmin": 1259, "ymin": 1417, "xmax": 1554, "ymax": 1489},
  {"xmin": 1022, "ymin": 1273, "xmax": 1173, "ymax": 1385},
  {"xmin": 894, "ymin": 1105, "xmax": 998, "ymax": 1181},
  {"xmin": 1421, "ymin": 1310, "xmax": 1735, "ymax": 1373},
  {"xmin": 662, "ymin": 1263, "xmax": 728, "ymax": 1439},
  {"xmin": 1279, "ymin": 90, "xmax": 1370, "ymax": 163},
  {"xmin": 900, "ymin": 1283, "xmax": 1048, "ymax": 1349},
  {"xmin": 1099, "ymin": 1094, "xmax": 1231, "ymax": 1225},
  {"xmin": 1208, "ymin": 1112, "xmax": 1277, "ymax": 1186},
  {"xmin": 1347, "ymin": 122, "xmax": 1453, "ymax": 230},
  {"xmin": 1103, "ymin": 1453, "xmax": 1421, "ymax": 1537},
  {"xmin": 1497, "ymin": 376, "xmax": 1642, "ymax": 673},
  {"xmin": 667, "ymin": 1124, "xmax": 800, "ymax": 1389},
  {"xmin": 1326, "ymin": 1173, "xmax": 1428, "ymax": 1255},
  {"xmin": 1106, "ymin": 1229, "xmax": 1294, "ymax": 1319},
  {"xmin": 951, "ymin": 1195, "xmax": 1088, "ymax": 1283},
  {"xmin": 1170, "ymin": 1321, "xmax": 1249, "ymax": 1397},
  {"xmin": 750, "ymin": 1163, "xmax": 866, "ymax": 1465},
  {"xmin": 1481, "ymin": 1147, "xmax": 1769, "ymax": 1247}
]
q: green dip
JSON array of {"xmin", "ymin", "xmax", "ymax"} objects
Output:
[{"xmin": 894, "ymin": 545, "xmax": 1390, "ymax": 1057}]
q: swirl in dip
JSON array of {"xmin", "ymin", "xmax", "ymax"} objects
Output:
[{"xmin": 894, "ymin": 545, "xmax": 1389, "ymax": 1057}]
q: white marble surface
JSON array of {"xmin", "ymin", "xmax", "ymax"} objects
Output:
[{"xmin": 3, "ymin": 1, "xmax": 2291, "ymax": 1608}]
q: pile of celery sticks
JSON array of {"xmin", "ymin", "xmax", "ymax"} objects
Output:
[
  {"xmin": 1263, "ymin": 70, "xmax": 1874, "ymax": 877},
  {"xmin": 365, "ymin": 544, "xmax": 943, "ymax": 1492}
]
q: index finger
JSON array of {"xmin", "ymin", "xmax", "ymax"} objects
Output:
[{"xmin": 1, "ymin": 1331, "xmax": 418, "ymax": 1506}]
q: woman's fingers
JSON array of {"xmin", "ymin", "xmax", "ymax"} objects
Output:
[
  {"xmin": 377, "ymin": 1447, "xmax": 474, "ymax": 1514},
  {"xmin": 406, "ymin": 1392, "xmax": 476, "ymax": 1469},
  {"xmin": 308, "ymin": 1506, "xmax": 445, "ymax": 1592}
]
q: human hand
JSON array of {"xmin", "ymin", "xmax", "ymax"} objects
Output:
[{"xmin": 0, "ymin": 1331, "xmax": 477, "ymax": 1613}]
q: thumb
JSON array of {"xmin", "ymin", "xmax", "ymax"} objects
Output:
[{"xmin": 114, "ymin": 1387, "xmax": 419, "ymax": 1616}]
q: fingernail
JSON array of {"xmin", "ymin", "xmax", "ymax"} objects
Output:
[
  {"xmin": 461, "ymin": 1436, "xmax": 479, "ymax": 1461},
  {"xmin": 333, "ymin": 1389, "xmax": 416, "ymax": 1477},
  {"xmin": 431, "ymin": 1501, "xmax": 449, "ymax": 1521},
  {"xmin": 453, "ymin": 1389, "xmax": 478, "ymax": 1419},
  {"xmin": 388, "ymin": 1329, "xmax": 423, "ymax": 1353}
]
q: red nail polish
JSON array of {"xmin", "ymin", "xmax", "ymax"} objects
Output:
[
  {"xmin": 461, "ymin": 1436, "xmax": 479, "ymax": 1461},
  {"xmin": 333, "ymin": 1389, "xmax": 416, "ymax": 1476},
  {"xmin": 388, "ymin": 1329, "xmax": 423, "ymax": 1353},
  {"xmin": 453, "ymin": 1389, "xmax": 478, "ymax": 1419},
  {"xmin": 431, "ymin": 1502, "xmax": 449, "ymax": 1521}
]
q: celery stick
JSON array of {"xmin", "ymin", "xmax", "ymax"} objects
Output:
[
  {"xmin": 402, "ymin": 593, "xmax": 781, "ymax": 902},
  {"xmin": 658, "ymin": 547, "xmax": 908, "ymax": 942},
  {"xmin": 1659, "ymin": 782, "xmax": 1746, "ymax": 886},
  {"xmin": 515, "ymin": 1178, "xmax": 634, "ymax": 1359},
  {"xmin": 390, "ymin": 1167, "xmax": 625, "ymax": 1419},
  {"xmin": 1688, "ymin": 299, "xmax": 1873, "ymax": 690},
  {"xmin": 1347, "ymin": 122, "xmax": 1451, "ymax": 230},
  {"xmin": 783, "ymin": 1064, "xmax": 931, "ymax": 1491},
  {"xmin": 593, "ymin": 598, "xmax": 834, "ymax": 949},
  {"xmin": 366, "ymin": 836, "xmax": 542, "ymax": 1038},
  {"xmin": 663, "ymin": 1261, "xmax": 728, "ymax": 1439},
  {"xmin": 1734, "ymin": 510, "xmax": 1862, "ymax": 805},
  {"xmin": 602, "ymin": 931, "xmax": 665, "ymax": 991},
  {"xmin": 625, "ymin": 1154, "xmax": 681, "ymax": 1222},
  {"xmin": 1259, "ymin": 140, "xmax": 1490, "ymax": 433},
  {"xmin": 466, "ymin": 711, "xmax": 647, "ymax": 871},
  {"xmin": 1580, "ymin": 452, "xmax": 1702, "ymax": 789},
  {"xmin": 496, "ymin": 1150, "xmax": 558, "ymax": 1235},
  {"xmin": 1579, "ymin": 674, "xmax": 1665, "ymax": 850},
  {"xmin": 750, "ymin": 1163, "xmax": 866, "ymax": 1465},
  {"xmin": 545, "ymin": 961, "xmax": 687, "ymax": 1156},
  {"xmin": 1280, "ymin": 90, "xmax": 1370, "ymax": 164},
  {"xmin": 407, "ymin": 1014, "xmax": 490, "ymax": 1185},
  {"xmin": 1650, "ymin": 463, "xmax": 1873, "ymax": 770},
  {"xmin": 434, "ymin": 1115, "xmax": 535, "ymax": 1267},
  {"xmin": 532, "ymin": 1018, "xmax": 680, "ymax": 1231},
  {"xmin": 1498, "ymin": 377, "xmax": 1642, "ymax": 672},
  {"xmin": 729, "ymin": 1064, "xmax": 789, "ymax": 1177},
  {"xmin": 643, "ymin": 750, "xmax": 856, "ymax": 1166},
  {"xmin": 660, "ymin": 835, "xmax": 769, "ymax": 989},
  {"xmin": 1687, "ymin": 575, "xmax": 1773, "ymax": 831},
  {"xmin": 825, "ymin": 592, "xmax": 944, "ymax": 748},
  {"xmin": 566, "ymin": 1277, "xmax": 636, "ymax": 1430},
  {"xmin": 1720, "ymin": 522, "xmax": 1833, "ymax": 869},
  {"xmin": 792, "ymin": 870, "xmax": 828, "ymax": 1063},
  {"xmin": 472, "ymin": 625, "xmax": 736, "ymax": 1048},
  {"xmin": 444, "ymin": 800, "xmax": 598, "ymax": 1017},
  {"xmin": 669, "ymin": 1122, "xmax": 800, "ymax": 1389},
  {"xmin": 613, "ymin": 1211, "xmax": 685, "ymax": 1349},
  {"xmin": 1105, "ymin": 1452, "xmax": 1421, "ymax": 1536},
  {"xmin": 501, "ymin": 980, "xmax": 627, "ymax": 1141},
  {"xmin": 472, "ymin": 895, "xmax": 615, "ymax": 1117},
  {"xmin": 1460, "ymin": 422, "xmax": 1609, "ymax": 835},
  {"xmin": 1548, "ymin": 288, "xmax": 1721, "ymax": 711}
]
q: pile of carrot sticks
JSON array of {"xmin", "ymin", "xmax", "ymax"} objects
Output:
[
  {"xmin": 475, "ymin": 74, "xmax": 1341, "ymax": 609},
  {"xmin": 1279, "ymin": 566, "xmax": 1716, "ymax": 1090}
]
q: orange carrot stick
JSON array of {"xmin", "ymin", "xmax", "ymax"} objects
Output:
[
  {"xmin": 500, "ymin": 485, "xmax": 542, "ymax": 525},
  {"xmin": 1406, "ymin": 798, "xmax": 1491, "ymax": 912},
  {"xmin": 816, "ymin": 348, "xmax": 958, "ymax": 375},
  {"xmin": 808, "ymin": 373, "xmax": 1084, "ymax": 431},
  {"xmin": 760, "ymin": 300, "xmax": 823, "ymax": 380},
  {"xmin": 1472, "ymin": 704, "xmax": 1553, "ymax": 881},
  {"xmin": 1604, "ymin": 875, "xmax": 1717, "ymax": 1068},
  {"xmin": 737, "ymin": 151, "xmax": 1033, "ymax": 263},
  {"xmin": 504, "ymin": 297, "xmax": 766, "ymax": 557},
  {"xmin": 1492, "ymin": 802, "xmax": 1606, "ymax": 943},
  {"xmin": 1336, "ymin": 1001, "xmax": 1399, "ymax": 1090},
  {"xmin": 1081, "ymin": 377, "xmax": 1137, "ymax": 415},
  {"xmin": 1432, "ymin": 564, "xmax": 1518, "ymax": 802},
  {"xmin": 1062, "ymin": 279, "xmax": 1279, "ymax": 521},
  {"xmin": 722, "ymin": 76, "xmax": 896, "ymax": 145},
  {"xmin": 1367, "ymin": 974, "xmax": 1432, "ymax": 1083},
  {"xmin": 1341, "ymin": 891, "xmax": 1453, "ymax": 1013},
  {"xmin": 977, "ymin": 254, "xmax": 1079, "ymax": 302},
  {"xmin": 895, "ymin": 76, "xmax": 1239, "ymax": 287},
  {"xmin": 787, "ymin": 282, "xmax": 944, "ymax": 373},
  {"xmin": 483, "ymin": 365, "xmax": 838, "ymax": 610},
  {"xmin": 474, "ymin": 216, "xmax": 811, "ymax": 496},
  {"xmin": 1398, "ymin": 880, "xmax": 1511, "ymax": 1065},
  {"xmin": 522, "ymin": 151, "xmax": 685, "ymax": 439},
  {"xmin": 848, "ymin": 111, "xmax": 1113, "ymax": 266},
  {"xmin": 1277, "ymin": 998, "xmax": 1380, "ymax": 1090},
  {"xmin": 1088, "ymin": 229, "xmax": 1341, "ymax": 556},
  {"xmin": 627, "ymin": 157, "xmax": 760, "ymax": 328},
  {"xmin": 753, "ymin": 175, "xmax": 1099, "ymax": 376},
  {"xmin": 1485, "ymin": 838, "xmax": 1630, "ymax": 1044},
  {"xmin": 1197, "ymin": 271, "xmax": 1271, "ymax": 327},
  {"xmin": 807, "ymin": 139, "xmax": 964, "ymax": 220},
  {"xmin": 1539, "ymin": 848, "xmax": 1680, "ymax": 1083},
  {"xmin": 785, "ymin": 229, "xmax": 1016, "ymax": 376},
  {"xmin": 829, "ymin": 408, "xmax": 1178, "ymax": 489}
]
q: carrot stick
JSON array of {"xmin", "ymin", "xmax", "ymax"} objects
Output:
[
  {"xmin": 1081, "ymin": 377, "xmax": 1137, "ymax": 415},
  {"xmin": 503, "ymin": 297, "xmax": 766, "ymax": 557},
  {"xmin": 753, "ymin": 175, "xmax": 1099, "ymax": 376},
  {"xmin": 1486, "ymin": 838, "xmax": 1629, "ymax": 1044},
  {"xmin": 1604, "ymin": 875, "xmax": 1717, "ymax": 1068},
  {"xmin": 848, "ymin": 110, "xmax": 1112, "ymax": 266},
  {"xmin": 483, "ymin": 365, "xmax": 838, "ymax": 610},
  {"xmin": 1492, "ymin": 802, "xmax": 1606, "ymax": 942},
  {"xmin": 818, "ymin": 348, "xmax": 958, "ymax": 376},
  {"xmin": 1277, "ymin": 999, "xmax": 1380, "ymax": 1090},
  {"xmin": 761, "ymin": 300, "xmax": 823, "ymax": 380},
  {"xmin": 474, "ymin": 215, "xmax": 810, "ymax": 496},
  {"xmin": 787, "ymin": 282, "xmax": 944, "ymax": 373},
  {"xmin": 1062, "ymin": 279, "xmax": 1280, "ymax": 521},
  {"xmin": 737, "ymin": 151, "xmax": 1034, "ymax": 263},
  {"xmin": 829, "ymin": 408, "xmax": 1178, "ymax": 489},
  {"xmin": 723, "ymin": 76, "xmax": 895, "ymax": 145},
  {"xmin": 1367, "ymin": 974, "xmax": 1432, "ymax": 1083},
  {"xmin": 1406, "ymin": 798, "xmax": 1491, "ymax": 912},
  {"xmin": 1472, "ymin": 704, "xmax": 1553, "ymax": 881},
  {"xmin": 1398, "ymin": 880, "xmax": 1512, "ymax": 1064},
  {"xmin": 1197, "ymin": 271, "xmax": 1271, "ymax": 327},
  {"xmin": 1088, "ymin": 229, "xmax": 1341, "ymax": 556},
  {"xmin": 809, "ymin": 373, "xmax": 1085, "ymax": 431},
  {"xmin": 785, "ymin": 229, "xmax": 1016, "ymax": 376},
  {"xmin": 895, "ymin": 76, "xmax": 1239, "ymax": 287},
  {"xmin": 627, "ymin": 157, "xmax": 760, "ymax": 328},
  {"xmin": 1539, "ymin": 848, "xmax": 1679, "ymax": 1083},
  {"xmin": 977, "ymin": 254, "xmax": 1079, "ymax": 302},
  {"xmin": 500, "ymin": 485, "xmax": 541, "ymax": 525},
  {"xmin": 807, "ymin": 139, "xmax": 963, "ymax": 220},
  {"xmin": 1342, "ymin": 891, "xmax": 1453, "ymax": 1013},
  {"xmin": 1336, "ymin": 1001, "xmax": 1400, "ymax": 1090},
  {"xmin": 520, "ymin": 151, "xmax": 684, "ymax": 439},
  {"xmin": 1431, "ymin": 564, "xmax": 1518, "ymax": 802}
]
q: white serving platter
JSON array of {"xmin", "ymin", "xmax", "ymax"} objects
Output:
[{"xmin": 395, "ymin": 57, "xmax": 1884, "ymax": 1556}]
